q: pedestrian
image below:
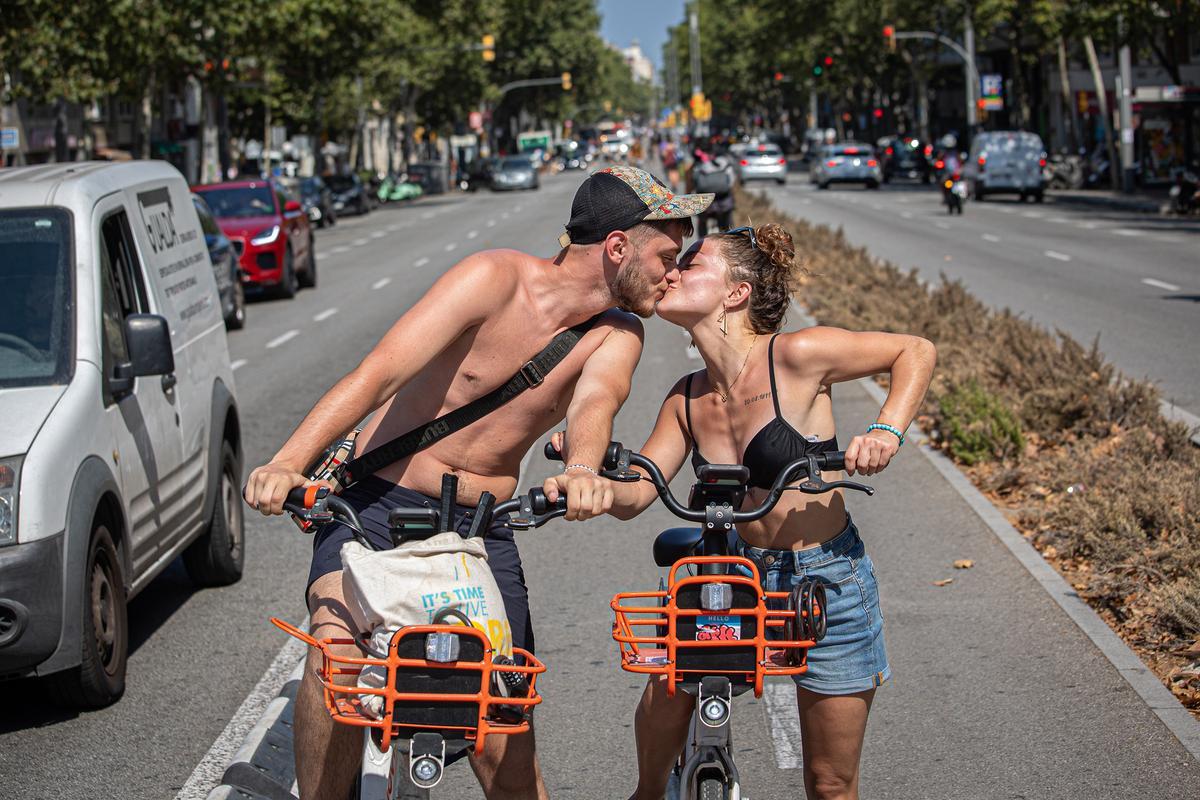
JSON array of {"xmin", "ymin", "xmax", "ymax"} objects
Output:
[
  {"xmin": 662, "ymin": 141, "xmax": 680, "ymax": 190},
  {"xmin": 688, "ymin": 145, "xmax": 737, "ymax": 234}
]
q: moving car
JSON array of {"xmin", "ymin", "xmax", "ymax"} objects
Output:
[
  {"xmin": 192, "ymin": 193, "xmax": 246, "ymax": 330},
  {"xmin": 735, "ymin": 142, "xmax": 788, "ymax": 184},
  {"xmin": 0, "ymin": 160, "xmax": 244, "ymax": 707},
  {"xmin": 964, "ymin": 131, "xmax": 1047, "ymax": 202},
  {"xmin": 878, "ymin": 135, "xmax": 931, "ymax": 183},
  {"xmin": 810, "ymin": 143, "xmax": 882, "ymax": 189},
  {"xmin": 325, "ymin": 173, "xmax": 371, "ymax": 216},
  {"xmin": 193, "ymin": 179, "xmax": 316, "ymax": 299},
  {"xmin": 490, "ymin": 155, "xmax": 539, "ymax": 191}
]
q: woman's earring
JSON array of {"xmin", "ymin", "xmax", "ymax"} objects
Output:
[{"xmin": 718, "ymin": 307, "xmax": 728, "ymax": 337}]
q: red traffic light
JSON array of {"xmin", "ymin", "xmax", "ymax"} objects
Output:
[
  {"xmin": 873, "ymin": 108, "xmax": 884, "ymax": 119},
  {"xmin": 774, "ymin": 71, "xmax": 784, "ymax": 82},
  {"xmin": 883, "ymin": 25, "xmax": 895, "ymax": 37},
  {"xmin": 823, "ymin": 56, "xmax": 834, "ymax": 67}
]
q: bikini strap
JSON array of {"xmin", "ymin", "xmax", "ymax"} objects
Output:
[
  {"xmin": 684, "ymin": 372, "xmax": 697, "ymax": 444},
  {"xmin": 767, "ymin": 334, "xmax": 784, "ymax": 417}
]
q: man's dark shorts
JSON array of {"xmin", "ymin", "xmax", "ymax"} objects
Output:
[{"xmin": 306, "ymin": 476, "xmax": 535, "ymax": 654}]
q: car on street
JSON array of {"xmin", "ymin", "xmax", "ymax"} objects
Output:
[
  {"xmin": 459, "ymin": 157, "xmax": 497, "ymax": 191},
  {"xmin": 192, "ymin": 193, "xmax": 246, "ymax": 330},
  {"xmin": 193, "ymin": 179, "xmax": 316, "ymax": 298},
  {"xmin": 325, "ymin": 173, "xmax": 372, "ymax": 216},
  {"xmin": 735, "ymin": 142, "xmax": 788, "ymax": 185},
  {"xmin": 490, "ymin": 155, "xmax": 540, "ymax": 191},
  {"xmin": 877, "ymin": 135, "xmax": 932, "ymax": 183},
  {"xmin": 0, "ymin": 160, "xmax": 244, "ymax": 708},
  {"xmin": 292, "ymin": 176, "xmax": 337, "ymax": 228},
  {"xmin": 810, "ymin": 143, "xmax": 882, "ymax": 189},
  {"xmin": 964, "ymin": 130, "xmax": 1048, "ymax": 202}
]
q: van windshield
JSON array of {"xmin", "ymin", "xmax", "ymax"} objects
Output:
[{"xmin": 0, "ymin": 208, "xmax": 73, "ymax": 388}]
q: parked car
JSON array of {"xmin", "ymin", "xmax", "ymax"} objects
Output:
[
  {"xmin": 735, "ymin": 142, "xmax": 788, "ymax": 184},
  {"xmin": 193, "ymin": 179, "xmax": 316, "ymax": 298},
  {"xmin": 810, "ymin": 143, "xmax": 882, "ymax": 189},
  {"xmin": 191, "ymin": 193, "xmax": 246, "ymax": 330},
  {"xmin": 459, "ymin": 158, "xmax": 497, "ymax": 191},
  {"xmin": 0, "ymin": 160, "xmax": 244, "ymax": 708},
  {"xmin": 297, "ymin": 176, "xmax": 336, "ymax": 228},
  {"xmin": 877, "ymin": 135, "xmax": 932, "ymax": 183},
  {"xmin": 964, "ymin": 130, "xmax": 1047, "ymax": 202},
  {"xmin": 325, "ymin": 173, "xmax": 371, "ymax": 216},
  {"xmin": 490, "ymin": 155, "xmax": 539, "ymax": 191}
]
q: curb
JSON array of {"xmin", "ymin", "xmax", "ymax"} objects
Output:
[{"xmin": 1046, "ymin": 191, "xmax": 1164, "ymax": 214}]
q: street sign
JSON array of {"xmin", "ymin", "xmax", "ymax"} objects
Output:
[
  {"xmin": 980, "ymin": 74, "xmax": 1004, "ymax": 111},
  {"xmin": 1, "ymin": 127, "xmax": 18, "ymax": 150}
]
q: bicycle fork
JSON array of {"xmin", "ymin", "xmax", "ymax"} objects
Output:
[{"xmin": 677, "ymin": 676, "xmax": 742, "ymax": 800}]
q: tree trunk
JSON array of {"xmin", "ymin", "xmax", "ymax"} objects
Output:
[
  {"xmin": 1057, "ymin": 37, "xmax": 1079, "ymax": 153},
  {"xmin": 139, "ymin": 78, "xmax": 154, "ymax": 160},
  {"xmin": 1083, "ymin": 35, "xmax": 1120, "ymax": 191},
  {"xmin": 53, "ymin": 97, "xmax": 69, "ymax": 162}
]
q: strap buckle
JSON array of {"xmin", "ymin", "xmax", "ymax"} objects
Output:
[{"xmin": 519, "ymin": 360, "xmax": 545, "ymax": 388}]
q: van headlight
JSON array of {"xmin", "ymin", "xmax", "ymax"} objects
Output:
[
  {"xmin": 0, "ymin": 456, "xmax": 21, "ymax": 546},
  {"xmin": 250, "ymin": 224, "xmax": 280, "ymax": 246}
]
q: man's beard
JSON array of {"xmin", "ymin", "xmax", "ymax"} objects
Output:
[{"xmin": 612, "ymin": 255, "xmax": 657, "ymax": 318}]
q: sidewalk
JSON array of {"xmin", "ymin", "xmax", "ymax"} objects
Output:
[{"xmin": 1047, "ymin": 186, "xmax": 1167, "ymax": 214}]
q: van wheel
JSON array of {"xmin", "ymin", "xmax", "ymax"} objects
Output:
[
  {"xmin": 49, "ymin": 525, "xmax": 127, "ymax": 708},
  {"xmin": 299, "ymin": 236, "xmax": 317, "ymax": 288},
  {"xmin": 226, "ymin": 279, "xmax": 246, "ymax": 331},
  {"xmin": 277, "ymin": 247, "xmax": 298, "ymax": 299},
  {"xmin": 184, "ymin": 441, "xmax": 245, "ymax": 587}
]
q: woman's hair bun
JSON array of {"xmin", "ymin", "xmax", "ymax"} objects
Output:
[{"xmin": 754, "ymin": 223, "xmax": 795, "ymax": 276}]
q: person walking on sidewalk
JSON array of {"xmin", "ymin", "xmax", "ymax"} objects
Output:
[
  {"xmin": 551, "ymin": 222, "xmax": 935, "ymax": 800},
  {"xmin": 243, "ymin": 166, "xmax": 712, "ymax": 800}
]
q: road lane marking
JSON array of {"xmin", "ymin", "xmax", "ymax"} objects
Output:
[
  {"xmin": 1112, "ymin": 228, "xmax": 1143, "ymax": 237},
  {"xmin": 387, "ymin": 224, "xmax": 399, "ymax": 231},
  {"xmin": 982, "ymin": 233, "xmax": 1001, "ymax": 243},
  {"xmin": 1048, "ymin": 216, "xmax": 1069, "ymax": 223},
  {"xmin": 1045, "ymin": 250, "xmax": 1072, "ymax": 262},
  {"xmin": 265, "ymin": 330, "xmax": 300, "ymax": 349},
  {"xmin": 315, "ymin": 250, "xmax": 328, "ymax": 259},
  {"xmin": 421, "ymin": 211, "xmax": 436, "ymax": 220},
  {"xmin": 313, "ymin": 308, "xmax": 338, "ymax": 322},
  {"xmin": 230, "ymin": 359, "xmax": 247, "ymax": 371},
  {"xmin": 1142, "ymin": 278, "xmax": 1181, "ymax": 292},
  {"xmin": 415, "ymin": 257, "xmax": 430, "ymax": 267},
  {"xmin": 935, "ymin": 222, "xmax": 951, "ymax": 230},
  {"xmin": 996, "ymin": 207, "xmax": 1016, "ymax": 214},
  {"xmin": 332, "ymin": 245, "xmax": 350, "ymax": 254},
  {"xmin": 502, "ymin": 212, "xmax": 510, "ymax": 219},
  {"xmin": 445, "ymin": 243, "xmax": 457, "ymax": 252},
  {"xmin": 352, "ymin": 238, "xmax": 368, "ymax": 246},
  {"xmin": 1022, "ymin": 210, "xmax": 1044, "ymax": 218},
  {"xmin": 371, "ymin": 277, "xmax": 392, "ymax": 290},
  {"xmin": 468, "ymin": 230, "xmax": 478, "ymax": 239},
  {"xmin": 1077, "ymin": 221, "xmax": 1101, "ymax": 229},
  {"xmin": 487, "ymin": 219, "xmax": 497, "ymax": 227},
  {"xmin": 870, "ymin": 204, "xmax": 882, "ymax": 210},
  {"xmin": 370, "ymin": 230, "xmax": 386, "ymax": 238},
  {"xmin": 763, "ymin": 681, "xmax": 803, "ymax": 769},
  {"xmin": 900, "ymin": 211, "xmax": 913, "ymax": 219}
]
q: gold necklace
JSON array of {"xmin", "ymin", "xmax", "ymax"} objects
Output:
[{"xmin": 714, "ymin": 335, "xmax": 758, "ymax": 403}]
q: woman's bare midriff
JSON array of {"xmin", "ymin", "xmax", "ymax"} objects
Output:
[{"xmin": 735, "ymin": 487, "xmax": 849, "ymax": 551}]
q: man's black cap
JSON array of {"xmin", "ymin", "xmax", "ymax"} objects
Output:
[{"xmin": 559, "ymin": 165, "xmax": 713, "ymax": 247}]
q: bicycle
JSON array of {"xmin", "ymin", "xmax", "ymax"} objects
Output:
[
  {"xmin": 548, "ymin": 442, "xmax": 874, "ymax": 800},
  {"xmin": 273, "ymin": 474, "xmax": 569, "ymax": 799}
]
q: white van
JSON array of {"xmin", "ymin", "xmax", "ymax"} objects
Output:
[
  {"xmin": 0, "ymin": 161, "xmax": 244, "ymax": 707},
  {"xmin": 965, "ymin": 130, "xmax": 1048, "ymax": 202}
]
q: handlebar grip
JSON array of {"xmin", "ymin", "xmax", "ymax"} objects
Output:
[
  {"xmin": 544, "ymin": 441, "xmax": 563, "ymax": 462},
  {"xmin": 285, "ymin": 485, "xmax": 327, "ymax": 509},
  {"xmin": 528, "ymin": 488, "xmax": 568, "ymax": 515},
  {"xmin": 819, "ymin": 452, "xmax": 846, "ymax": 472}
]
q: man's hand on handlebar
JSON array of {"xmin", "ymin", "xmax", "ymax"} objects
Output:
[
  {"xmin": 244, "ymin": 462, "xmax": 320, "ymax": 516},
  {"xmin": 541, "ymin": 430, "xmax": 614, "ymax": 521},
  {"xmin": 842, "ymin": 429, "xmax": 899, "ymax": 477}
]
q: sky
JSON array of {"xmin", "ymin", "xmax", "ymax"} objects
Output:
[{"xmin": 597, "ymin": 0, "xmax": 687, "ymax": 73}]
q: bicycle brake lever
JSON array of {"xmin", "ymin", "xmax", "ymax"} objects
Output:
[
  {"xmin": 808, "ymin": 479, "xmax": 875, "ymax": 496},
  {"xmin": 600, "ymin": 447, "xmax": 640, "ymax": 483}
]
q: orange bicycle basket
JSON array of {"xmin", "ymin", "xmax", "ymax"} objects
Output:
[
  {"xmin": 272, "ymin": 617, "xmax": 545, "ymax": 754},
  {"xmin": 611, "ymin": 556, "xmax": 815, "ymax": 697}
]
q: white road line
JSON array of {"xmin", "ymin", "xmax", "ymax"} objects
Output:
[
  {"xmin": 445, "ymin": 243, "xmax": 457, "ymax": 252},
  {"xmin": 386, "ymin": 224, "xmax": 399, "ymax": 231},
  {"xmin": 352, "ymin": 237, "xmax": 368, "ymax": 246},
  {"xmin": 982, "ymin": 233, "xmax": 1001, "ymax": 243},
  {"xmin": 870, "ymin": 204, "xmax": 882, "ymax": 211},
  {"xmin": 371, "ymin": 277, "xmax": 392, "ymax": 290},
  {"xmin": 230, "ymin": 359, "xmax": 247, "ymax": 371},
  {"xmin": 1077, "ymin": 221, "xmax": 1101, "ymax": 229},
  {"xmin": 763, "ymin": 681, "xmax": 803, "ymax": 769},
  {"xmin": 414, "ymin": 257, "xmax": 430, "ymax": 267},
  {"xmin": 935, "ymin": 222, "xmax": 951, "ymax": 230},
  {"xmin": 1142, "ymin": 278, "xmax": 1181, "ymax": 292},
  {"xmin": 315, "ymin": 250, "xmax": 328, "ymax": 259},
  {"xmin": 1045, "ymin": 250, "xmax": 1072, "ymax": 262},
  {"xmin": 487, "ymin": 219, "xmax": 497, "ymax": 227},
  {"xmin": 996, "ymin": 207, "xmax": 1017, "ymax": 214},
  {"xmin": 468, "ymin": 230, "xmax": 479, "ymax": 239},
  {"xmin": 1112, "ymin": 228, "xmax": 1143, "ymax": 237},
  {"xmin": 332, "ymin": 245, "xmax": 350, "ymax": 254},
  {"xmin": 502, "ymin": 212, "xmax": 510, "ymax": 219},
  {"xmin": 370, "ymin": 230, "xmax": 386, "ymax": 238},
  {"xmin": 313, "ymin": 308, "xmax": 338, "ymax": 322},
  {"xmin": 799, "ymin": 198, "xmax": 812, "ymax": 205},
  {"xmin": 421, "ymin": 211, "xmax": 436, "ymax": 220},
  {"xmin": 1021, "ymin": 210, "xmax": 1044, "ymax": 219},
  {"xmin": 265, "ymin": 330, "xmax": 300, "ymax": 349},
  {"xmin": 1048, "ymin": 216, "xmax": 1069, "ymax": 223},
  {"xmin": 900, "ymin": 211, "xmax": 913, "ymax": 219},
  {"xmin": 173, "ymin": 619, "xmax": 308, "ymax": 800}
]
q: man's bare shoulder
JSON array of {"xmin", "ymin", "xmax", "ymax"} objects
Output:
[
  {"xmin": 595, "ymin": 308, "xmax": 645, "ymax": 340},
  {"xmin": 444, "ymin": 249, "xmax": 521, "ymax": 289}
]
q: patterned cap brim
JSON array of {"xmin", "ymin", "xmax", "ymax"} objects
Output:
[{"xmin": 644, "ymin": 191, "xmax": 714, "ymax": 220}]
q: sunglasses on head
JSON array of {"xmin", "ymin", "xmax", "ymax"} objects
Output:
[{"xmin": 725, "ymin": 225, "xmax": 758, "ymax": 250}]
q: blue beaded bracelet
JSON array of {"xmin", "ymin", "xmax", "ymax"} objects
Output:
[{"xmin": 866, "ymin": 423, "xmax": 905, "ymax": 446}]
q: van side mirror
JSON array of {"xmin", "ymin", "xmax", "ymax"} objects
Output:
[{"xmin": 109, "ymin": 314, "xmax": 174, "ymax": 396}]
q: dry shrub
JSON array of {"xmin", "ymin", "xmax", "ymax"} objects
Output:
[{"xmin": 734, "ymin": 187, "xmax": 1200, "ymax": 712}]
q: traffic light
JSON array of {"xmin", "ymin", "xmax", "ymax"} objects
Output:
[
  {"xmin": 561, "ymin": 71, "xmax": 572, "ymax": 90},
  {"xmin": 823, "ymin": 56, "xmax": 834, "ymax": 67},
  {"xmin": 883, "ymin": 25, "xmax": 896, "ymax": 52},
  {"xmin": 813, "ymin": 63, "xmax": 823, "ymax": 77},
  {"xmin": 813, "ymin": 56, "xmax": 833, "ymax": 77},
  {"xmin": 873, "ymin": 108, "xmax": 884, "ymax": 119},
  {"xmin": 774, "ymin": 71, "xmax": 784, "ymax": 83},
  {"xmin": 482, "ymin": 34, "xmax": 495, "ymax": 62}
]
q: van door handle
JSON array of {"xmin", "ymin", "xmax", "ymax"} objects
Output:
[{"xmin": 161, "ymin": 373, "xmax": 177, "ymax": 393}]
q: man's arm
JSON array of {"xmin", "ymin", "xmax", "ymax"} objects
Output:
[
  {"xmin": 543, "ymin": 312, "xmax": 644, "ymax": 521},
  {"xmin": 245, "ymin": 254, "xmax": 506, "ymax": 514}
]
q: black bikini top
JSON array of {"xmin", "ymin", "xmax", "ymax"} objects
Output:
[{"xmin": 687, "ymin": 334, "xmax": 839, "ymax": 490}]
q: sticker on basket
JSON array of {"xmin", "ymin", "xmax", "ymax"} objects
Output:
[{"xmin": 695, "ymin": 615, "xmax": 742, "ymax": 641}]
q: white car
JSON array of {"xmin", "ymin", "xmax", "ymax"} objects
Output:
[{"xmin": 0, "ymin": 161, "xmax": 244, "ymax": 708}]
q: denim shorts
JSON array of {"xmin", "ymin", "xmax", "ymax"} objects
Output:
[{"xmin": 735, "ymin": 516, "xmax": 890, "ymax": 695}]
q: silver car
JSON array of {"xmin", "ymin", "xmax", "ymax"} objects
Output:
[
  {"xmin": 490, "ymin": 156, "xmax": 539, "ymax": 191},
  {"xmin": 735, "ymin": 143, "xmax": 788, "ymax": 184},
  {"xmin": 965, "ymin": 131, "xmax": 1046, "ymax": 202},
  {"xmin": 810, "ymin": 143, "xmax": 882, "ymax": 189}
]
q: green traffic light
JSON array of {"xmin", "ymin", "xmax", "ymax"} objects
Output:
[{"xmin": 813, "ymin": 65, "xmax": 823, "ymax": 76}]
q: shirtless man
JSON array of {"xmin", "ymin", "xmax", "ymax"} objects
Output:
[{"xmin": 244, "ymin": 166, "xmax": 712, "ymax": 800}]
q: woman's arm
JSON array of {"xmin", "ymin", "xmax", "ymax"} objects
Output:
[{"xmin": 779, "ymin": 327, "xmax": 937, "ymax": 476}]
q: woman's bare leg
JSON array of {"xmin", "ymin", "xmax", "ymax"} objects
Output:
[
  {"xmin": 628, "ymin": 675, "xmax": 695, "ymax": 800},
  {"xmin": 796, "ymin": 687, "xmax": 874, "ymax": 800}
]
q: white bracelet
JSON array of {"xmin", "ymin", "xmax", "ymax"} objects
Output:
[{"xmin": 564, "ymin": 463, "xmax": 598, "ymax": 477}]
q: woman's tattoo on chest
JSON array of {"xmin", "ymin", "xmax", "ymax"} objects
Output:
[{"xmin": 744, "ymin": 392, "xmax": 771, "ymax": 407}]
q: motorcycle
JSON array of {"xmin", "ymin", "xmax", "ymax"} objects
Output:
[
  {"xmin": 377, "ymin": 173, "xmax": 423, "ymax": 204},
  {"xmin": 942, "ymin": 169, "xmax": 966, "ymax": 214},
  {"xmin": 1044, "ymin": 152, "xmax": 1084, "ymax": 190},
  {"xmin": 1168, "ymin": 166, "xmax": 1199, "ymax": 216}
]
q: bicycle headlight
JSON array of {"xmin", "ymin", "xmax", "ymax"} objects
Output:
[
  {"xmin": 0, "ymin": 456, "xmax": 22, "ymax": 546},
  {"xmin": 250, "ymin": 224, "xmax": 280, "ymax": 246},
  {"xmin": 700, "ymin": 696, "xmax": 730, "ymax": 727}
]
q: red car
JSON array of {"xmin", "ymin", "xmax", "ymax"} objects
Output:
[{"xmin": 192, "ymin": 179, "xmax": 316, "ymax": 298}]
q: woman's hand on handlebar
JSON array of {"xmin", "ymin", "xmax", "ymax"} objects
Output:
[
  {"xmin": 244, "ymin": 462, "xmax": 315, "ymax": 516},
  {"xmin": 842, "ymin": 429, "xmax": 899, "ymax": 477}
]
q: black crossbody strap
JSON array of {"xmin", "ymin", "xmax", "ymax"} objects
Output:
[{"xmin": 340, "ymin": 313, "xmax": 603, "ymax": 486}]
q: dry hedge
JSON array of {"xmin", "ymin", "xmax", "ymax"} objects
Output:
[{"xmin": 733, "ymin": 188, "xmax": 1200, "ymax": 712}]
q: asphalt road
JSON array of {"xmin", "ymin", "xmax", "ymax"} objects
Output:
[
  {"xmin": 754, "ymin": 174, "xmax": 1200, "ymax": 416},
  {"xmin": 2, "ymin": 169, "xmax": 1198, "ymax": 800}
]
